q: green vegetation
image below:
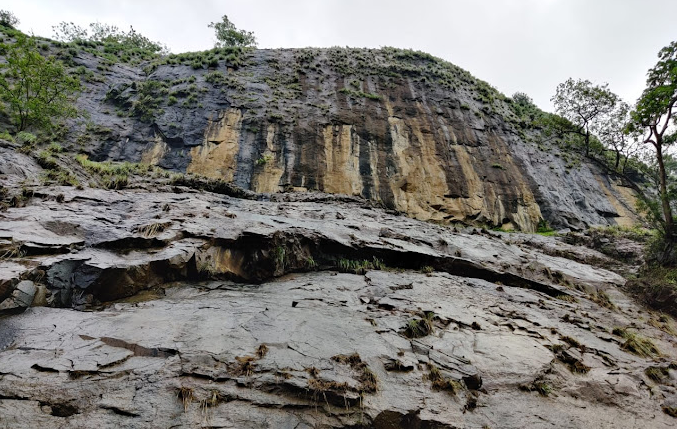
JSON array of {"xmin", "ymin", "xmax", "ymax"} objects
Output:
[
  {"xmin": 149, "ymin": 45, "xmax": 249, "ymax": 72},
  {"xmin": 420, "ymin": 265, "xmax": 434, "ymax": 274},
  {"xmin": 626, "ymin": 265, "xmax": 677, "ymax": 317},
  {"xmin": 628, "ymin": 42, "xmax": 677, "ymax": 264},
  {"xmin": 273, "ymin": 245, "xmax": 286, "ymax": 270},
  {"xmin": 536, "ymin": 220, "xmax": 556, "ymax": 236},
  {"xmin": 403, "ymin": 311, "xmax": 436, "ymax": 338},
  {"xmin": 255, "ymin": 154, "xmax": 273, "ymax": 166},
  {"xmin": 129, "ymin": 80, "xmax": 168, "ymax": 121},
  {"xmin": 51, "ymin": 21, "xmax": 167, "ymax": 63},
  {"xmin": 208, "ymin": 15, "xmax": 257, "ymax": 48},
  {"xmin": 428, "ymin": 364, "xmax": 463, "ymax": 394},
  {"xmin": 305, "ymin": 257, "xmax": 317, "ymax": 270},
  {"xmin": 520, "ymin": 379, "xmax": 552, "ymax": 397},
  {"xmin": 0, "ymin": 34, "xmax": 80, "ymax": 132},
  {"xmin": 590, "ymin": 225, "xmax": 653, "ymax": 241},
  {"xmin": 551, "ymin": 78, "xmax": 618, "ymax": 157},
  {"xmin": 534, "ymin": 381, "xmax": 552, "ymax": 397},
  {"xmin": 337, "ymin": 257, "xmax": 385, "ymax": 274},
  {"xmin": 338, "ymin": 87, "xmax": 382, "ymax": 100},
  {"xmin": 0, "ymin": 10, "xmax": 19, "ymax": 29},
  {"xmin": 168, "ymin": 173, "xmax": 253, "ymax": 199},
  {"xmin": 75, "ymin": 154, "xmax": 150, "ymax": 190}
]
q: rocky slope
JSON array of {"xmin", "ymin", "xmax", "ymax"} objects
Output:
[
  {"xmin": 1, "ymin": 146, "xmax": 676, "ymax": 428},
  {"xmin": 48, "ymin": 45, "xmax": 639, "ymax": 232}
]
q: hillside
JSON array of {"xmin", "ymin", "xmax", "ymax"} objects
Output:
[
  {"xmin": 2, "ymin": 29, "xmax": 677, "ymax": 429},
  {"xmin": 0, "ymin": 35, "xmax": 639, "ymax": 232}
]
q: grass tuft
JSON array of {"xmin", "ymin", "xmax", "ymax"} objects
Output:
[{"xmin": 403, "ymin": 311, "xmax": 436, "ymax": 338}]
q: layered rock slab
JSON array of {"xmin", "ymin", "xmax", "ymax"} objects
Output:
[{"xmin": 0, "ymin": 185, "xmax": 674, "ymax": 428}]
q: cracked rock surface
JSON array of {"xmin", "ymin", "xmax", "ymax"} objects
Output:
[{"xmin": 0, "ymin": 183, "xmax": 676, "ymax": 428}]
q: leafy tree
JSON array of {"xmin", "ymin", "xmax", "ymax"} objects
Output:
[
  {"xmin": 510, "ymin": 91, "xmax": 543, "ymax": 127},
  {"xmin": 52, "ymin": 22, "xmax": 167, "ymax": 55},
  {"xmin": 594, "ymin": 100, "xmax": 639, "ymax": 172},
  {"xmin": 512, "ymin": 92, "xmax": 533, "ymax": 106},
  {"xmin": 0, "ymin": 10, "xmax": 18, "ymax": 29},
  {"xmin": 629, "ymin": 41, "xmax": 677, "ymax": 253},
  {"xmin": 208, "ymin": 15, "xmax": 256, "ymax": 48},
  {"xmin": 551, "ymin": 78, "xmax": 618, "ymax": 155},
  {"xmin": 0, "ymin": 34, "xmax": 80, "ymax": 132},
  {"xmin": 51, "ymin": 22, "xmax": 88, "ymax": 42}
]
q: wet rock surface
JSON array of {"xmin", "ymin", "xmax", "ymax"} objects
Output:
[
  {"xmin": 0, "ymin": 183, "xmax": 675, "ymax": 428},
  {"xmin": 66, "ymin": 48, "xmax": 639, "ymax": 232}
]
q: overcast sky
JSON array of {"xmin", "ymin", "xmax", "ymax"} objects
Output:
[{"xmin": 4, "ymin": 0, "xmax": 676, "ymax": 112}]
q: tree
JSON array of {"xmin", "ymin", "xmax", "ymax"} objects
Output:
[
  {"xmin": 52, "ymin": 22, "xmax": 168, "ymax": 55},
  {"xmin": 594, "ymin": 100, "xmax": 639, "ymax": 172},
  {"xmin": 208, "ymin": 15, "xmax": 256, "ymax": 48},
  {"xmin": 629, "ymin": 41, "xmax": 677, "ymax": 251},
  {"xmin": 551, "ymin": 78, "xmax": 618, "ymax": 156},
  {"xmin": 51, "ymin": 22, "xmax": 88, "ymax": 42},
  {"xmin": 0, "ymin": 10, "xmax": 18, "ymax": 29},
  {"xmin": 0, "ymin": 34, "xmax": 80, "ymax": 132}
]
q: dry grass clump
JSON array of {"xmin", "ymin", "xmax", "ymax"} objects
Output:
[
  {"xmin": 556, "ymin": 294, "xmax": 578, "ymax": 303},
  {"xmin": 589, "ymin": 290, "xmax": 616, "ymax": 310},
  {"xmin": 612, "ymin": 327, "xmax": 660, "ymax": 357},
  {"xmin": 331, "ymin": 352, "xmax": 379, "ymax": 393},
  {"xmin": 177, "ymin": 386, "xmax": 193, "ymax": 412},
  {"xmin": 231, "ymin": 343, "xmax": 269, "ymax": 376},
  {"xmin": 621, "ymin": 333, "xmax": 660, "ymax": 358},
  {"xmin": 645, "ymin": 366, "xmax": 671, "ymax": 383}
]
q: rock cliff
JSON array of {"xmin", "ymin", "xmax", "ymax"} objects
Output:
[
  {"xmin": 0, "ymin": 144, "xmax": 676, "ymax": 428},
  {"xmin": 61, "ymin": 46, "xmax": 638, "ymax": 232},
  {"xmin": 0, "ymin": 38, "xmax": 669, "ymax": 429}
]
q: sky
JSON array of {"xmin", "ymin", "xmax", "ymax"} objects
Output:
[{"xmin": 3, "ymin": 0, "xmax": 676, "ymax": 112}]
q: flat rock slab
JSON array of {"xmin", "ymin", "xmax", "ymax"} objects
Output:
[{"xmin": 0, "ymin": 185, "xmax": 673, "ymax": 428}]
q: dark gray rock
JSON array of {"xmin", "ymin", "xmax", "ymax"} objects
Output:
[
  {"xmin": 0, "ymin": 280, "xmax": 36, "ymax": 314},
  {"xmin": 61, "ymin": 48, "xmax": 639, "ymax": 232}
]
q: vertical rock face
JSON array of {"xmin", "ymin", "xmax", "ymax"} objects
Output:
[{"xmin": 75, "ymin": 47, "xmax": 638, "ymax": 231}]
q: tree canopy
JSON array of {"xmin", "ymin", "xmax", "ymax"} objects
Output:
[
  {"xmin": 551, "ymin": 78, "xmax": 619, "ymax": 155},
  {"xmin": 52, "ymin": 22, "xmax": 167, "ymax": 55},
  {"xmin": 0, "ymin": 10, "xmax": 18, "ymax": 29},
  {"xmin": 0, "ymin": 34, "xmax": 80, "ymax": 132},
  {"xmin": 208, "ymin": 15, "xmax": 257, "ymax": 48},
  {"xmin": 629, "ymin": 41, "xmax": 677, "ymax": 252}
]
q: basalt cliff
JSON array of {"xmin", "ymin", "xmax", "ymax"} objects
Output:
[
  {"xmin": 1, "ymin": 41, "xmax": 675, "ymax": 429},
  {"xmin": 65, "ymin": 46, "xmax": 638, "ymax": 232}
]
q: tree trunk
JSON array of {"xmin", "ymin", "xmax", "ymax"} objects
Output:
[
  {"xmin": 584, "ymin": 129, "xmax": 590, "ymax": 156},
  {"xmin": 656, "ymin": 140, "xmax": 674, "ymax": 240}
]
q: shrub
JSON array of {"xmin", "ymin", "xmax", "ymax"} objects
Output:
[
  {"xmin": 0, "ymin": 10, "xmax": 19, "ymax": 29},
  {"xmin": 0, "ymin": 34, "xmax": 80, "ymax": 132}
]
